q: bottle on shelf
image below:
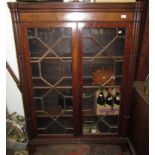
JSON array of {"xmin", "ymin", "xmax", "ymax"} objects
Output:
[
  {"xmin": 58, "ymin": 91, "xmax": 72, "ymax": 111},
  {"xmin": 97, "ymin": 88, "xmax": 105, "ymax": 106},
  {"xmin": 114, "ymin": 88, "xmax": 120, "ymax": 105},
  {"xmin": 105, "ymin": 88, "xmax": 113, "ymax": 109},
  {"xmin": 58, "ymin": 95, "xmax": 64, "ymax": 110}
]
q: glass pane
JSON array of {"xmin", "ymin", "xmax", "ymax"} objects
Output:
[
  {"xmin": 41, "ymin": 59, "xmax": 63, "ymax": 85},
  {"xmin": 83, "ymin": 38, "xmax": 101, "ymax": 57},
  {"xmin": 34, "ymin": 88, "xmax": 50, "ymax": 97},
  {"xmin": 82, "ymin": 27, "xmax": 125, "ymax": 135},
  {"xmin": 101, "ymin": 38, "xmax": 125, "ymax": 57},
  {"xmin": 28, "ymin": 27, "xmax": 73, "ymax": 135},
  {"xmin": 32, "ymin": 79, "xmax": 50, "ymax": 87},
  {"xmin": 31, "ymin": 62, "xmax": 39, "ymax": 77},
  {"xmin": 63, "ymin": 60, "xmax": 72, "ymax": 76},
  {"xmin": 37, "ymin": 117, "xmax": 73, "ymax": 135},
  {"xmin": 53, "ymin": 38, "xmax": 71, "ymax": 57},
  {"xmin": 29, "ymin": 38, "xmax": 48, "ymax": 58},
  {"xmin": 57, "ymin": 78, "xmax": 72, "ymax": 86},
  {"xmin": 34, "ymin": 99, "xmax": 42, "ymax": 111}
]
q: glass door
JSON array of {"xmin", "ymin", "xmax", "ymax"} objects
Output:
[
  {"xmin": 80, "ymin": 23, "xmax": 126, "ymax": 135},
  {"xmin": 25, "ymin": 23, "xmax": 77, "ymax": 136}
]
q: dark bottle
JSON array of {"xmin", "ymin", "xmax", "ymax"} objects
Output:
[
  {"xmin": 97, "ymin": 89, "xmax": 105, "ymax": 106},
  {"xmin": 114, "ymin": 89, "xmax": 120, "ymax": 105},
  {"xmin": 58, "ymin": 95, "xmax": 64, "ymax": 110},
  {"xmin": 58, "ymin": 91, "xmax": 72, "ymax": 110},
  {"xmin": 106, "ymin": 89, "xmax": 113, "ymax": 108}
]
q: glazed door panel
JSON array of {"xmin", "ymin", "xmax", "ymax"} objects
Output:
[
  {"xmin": 78, "ymin": 22, "xmax": 133, "ymax": 135},
  {"xmin": 21, "ymin": 21, "xmax": 134, "ymax": 137},
  {"xmin": 21, "ymin": 23, "xmax": 79, "ymax": 136}
]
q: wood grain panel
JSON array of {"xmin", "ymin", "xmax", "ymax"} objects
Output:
[
  {"xmin": 19, "ymin": 12, "xmax": 134, "ymax": 22},
  {"xmin": 129, "ymin": 82, "xmax": 149, "ymax": 155},
  {"xmin": 136, "ymin": 9, "xmax": 149, "ymax": 80}
]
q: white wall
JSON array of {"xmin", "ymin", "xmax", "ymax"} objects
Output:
[
  {"xmin": 6, "ymin": 70, "xmax": 24, "ymax": 116},
  {"xmin": 6, "ymin": 0, "xmax": 19, "ymax": 80},
  {"xmin": 6, "ymin": 0, "xmax": 25, "ymax": 116}
]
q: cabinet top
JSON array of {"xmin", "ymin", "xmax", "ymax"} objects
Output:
[{"xmin": 8, "ymin": 2, "xmax": 144, "ymax": 12}]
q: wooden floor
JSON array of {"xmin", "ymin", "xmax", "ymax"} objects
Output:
[
  {"xmin": 36, "ymin": 144, "xmax": 131, "ymax": 155},
  {"xmin": 7, "ymin": 143, "xmax": 133, "ymax": 155}
]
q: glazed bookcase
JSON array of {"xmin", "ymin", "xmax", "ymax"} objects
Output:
[{"xmin": 8, "ymin": 2, "xmax": 144, "ymax": 153}]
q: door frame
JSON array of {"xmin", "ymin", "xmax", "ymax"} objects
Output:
[
  {"xmin": 77, "ymin": 22, "xmax": 134, "ymax": 137},
  {"xmin": 20, "ymin": 22, "xmax": 80, "ymax": 139}
]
